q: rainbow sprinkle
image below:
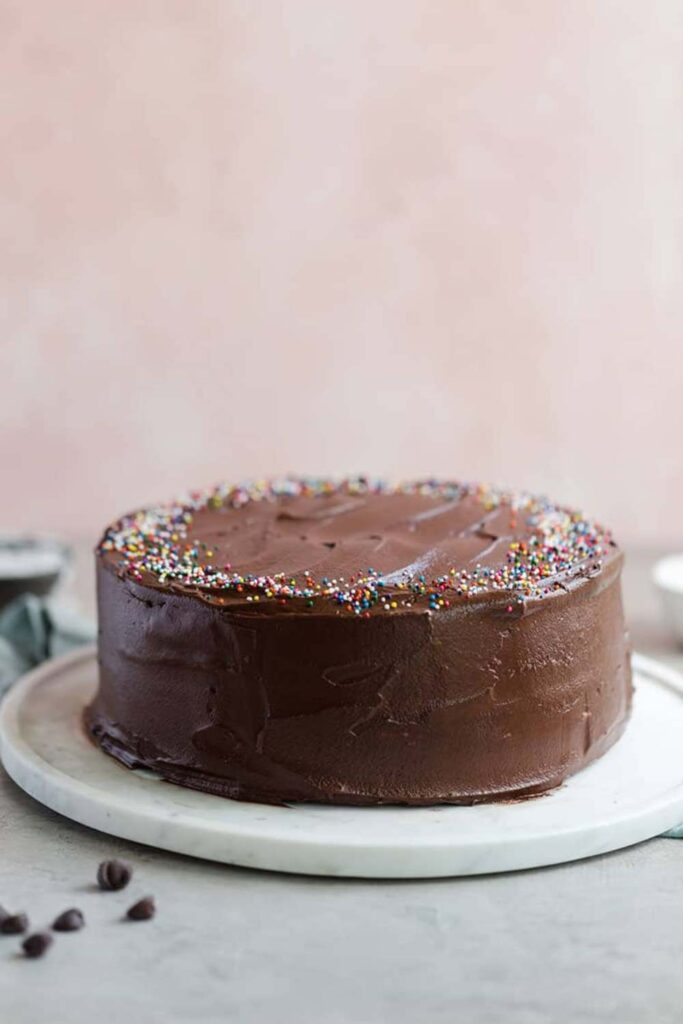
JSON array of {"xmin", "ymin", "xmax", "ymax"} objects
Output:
[{"xmin": 99, "ymin": 477, "xmax": 615, "ymax": 616}]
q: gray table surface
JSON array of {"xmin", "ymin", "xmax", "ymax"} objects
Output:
[{"xmin": 2, "ymin": 548, "xmax": 682, "ymax": 1024}]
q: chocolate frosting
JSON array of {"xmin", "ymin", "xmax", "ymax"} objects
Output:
[{"xmin": 87, "ymin": 479, "xmax": 632, "ymax": 805}]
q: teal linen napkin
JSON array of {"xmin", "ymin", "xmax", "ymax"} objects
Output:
[{"xmin": 0, "ymin": 593, "xmax": 95, "ymax": 697}]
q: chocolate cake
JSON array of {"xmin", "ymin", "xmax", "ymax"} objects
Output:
[{"xmin": 87, "ymin": 478, "xmax": 632, "ymax": 805}]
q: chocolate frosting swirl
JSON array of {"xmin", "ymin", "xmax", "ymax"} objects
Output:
[{"xmin": 98, "ymin": 478, "xmax": 617, "ymax": 615}]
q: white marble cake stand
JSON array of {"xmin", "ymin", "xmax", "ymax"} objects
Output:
[{"xmin": 1, "ymin": 647, "xmax": 682, "ymax": 878}]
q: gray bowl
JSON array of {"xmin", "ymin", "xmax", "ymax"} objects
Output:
[{"xmin": 0, "ymin": 536, "xmax": 72, "ymax": 612}]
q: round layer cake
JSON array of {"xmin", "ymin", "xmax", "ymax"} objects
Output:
[{"xmin": 87, "ymin": 478, "xmax": 632, "ymax": 805}]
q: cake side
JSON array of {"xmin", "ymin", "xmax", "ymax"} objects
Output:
[{"xmin": 86, "ymin": 479, "xmax": 632, "ymax": 806}]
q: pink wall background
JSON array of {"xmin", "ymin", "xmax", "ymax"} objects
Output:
[{"xmin": 1, "ymin": 1, "xmax": 682, "ymax": 546}]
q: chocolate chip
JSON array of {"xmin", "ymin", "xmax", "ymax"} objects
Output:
[
  {"xmin": 1, "ymin": 913, "xmax": 29, "ymax": 935},
  {"xmin": 126, "ymin": 897, "xmax": 155, "ymax": 921},
  {"xmin": 96, "ymin": 859, "xmax": 132, "ymax": 891},
  {"xmin": 22, "ymin": 932, "xmax": 53, "ymax": 959},
  {"xmin": 52, "ymin": 908, "xmax": 84, "ymax": 932}
]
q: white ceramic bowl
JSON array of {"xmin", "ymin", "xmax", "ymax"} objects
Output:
[{"xmin": 653, "ymin": 554, "xmax": 683, "ymax": 647}]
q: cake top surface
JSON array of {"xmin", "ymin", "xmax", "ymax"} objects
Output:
[{"xmin": 98, "ymin": 478, "xmax": 618, "ymax": 615}]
